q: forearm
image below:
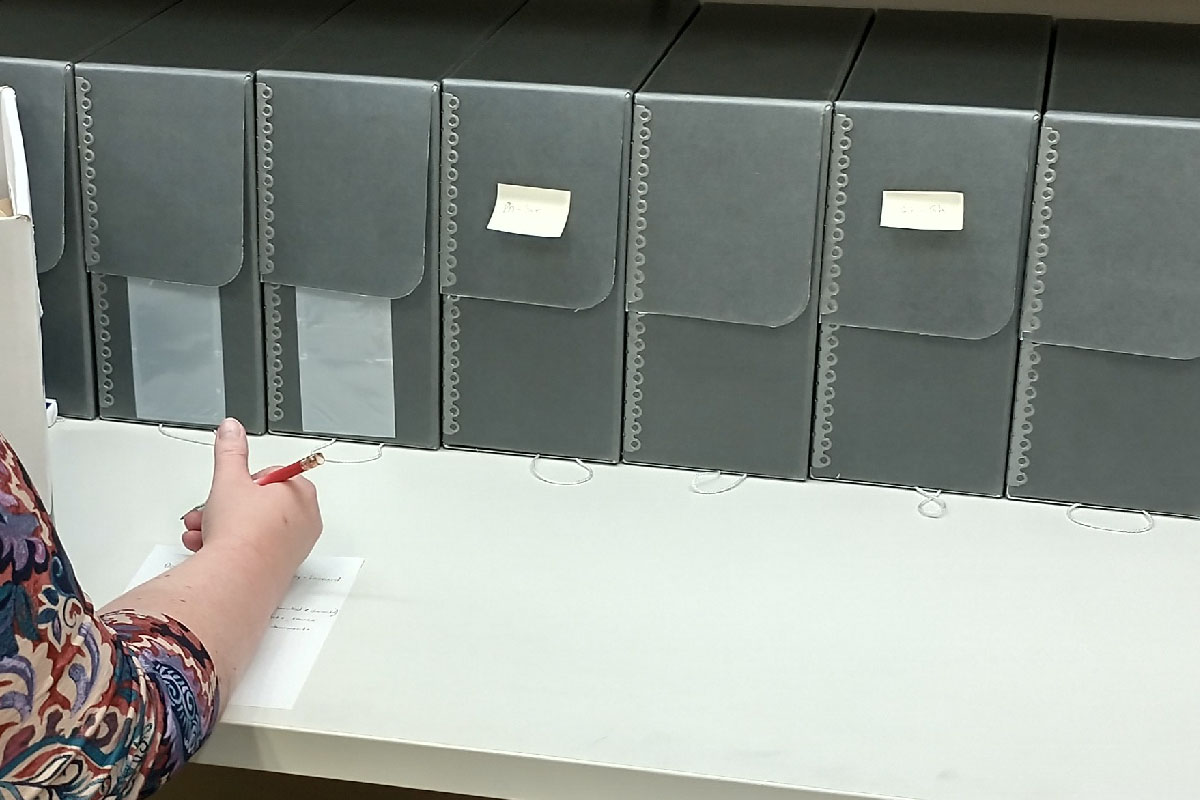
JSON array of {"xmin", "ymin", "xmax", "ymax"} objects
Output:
[{"xmin": 100, "ymin": 540, "xmax": 298, "ymax": 704}]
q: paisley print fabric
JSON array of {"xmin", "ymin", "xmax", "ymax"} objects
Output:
[{"xmin": 0, "ymin": 435, "xmax": 219, "ymax": 798}]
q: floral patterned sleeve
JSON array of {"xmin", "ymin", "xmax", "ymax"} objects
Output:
[{"xmin": 0, "ymin": 435, "xmax": 219, "ymax": 798}]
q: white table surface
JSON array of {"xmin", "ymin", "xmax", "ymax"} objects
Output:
[{"xmin": 48, "ymin": 419, "xmax": 1200, "ymax": 800}]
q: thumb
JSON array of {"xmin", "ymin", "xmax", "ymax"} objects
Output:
[{"xmin": 212, "ymin": 418, "xmax": 250, "ymax": 484}]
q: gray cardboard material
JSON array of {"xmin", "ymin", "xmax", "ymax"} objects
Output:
[
  {"xmin": 77, "ymin": 0, "xmax": 350, "ymax": 433},
  {"xmin": 440, "ymin": 0, "xmax": 697, "ymax": 462},
  {"xmin": 1008, "ymin": 20, "xmax": 1200, "ymax": 517},
  {"xmin": 622, "ymin": 3, "xmax": 870, "ymax": 479},
  {"xmin": 812, "ymin": 10, "xmax": 1050, "ymax": 496},
  {"xmin": 1010, "ymin": 342, "xmax": 1200, "ymax": 517},
  {"xmin": 626, "ymin": 311, "xmax": 821, "ymax": 480},
  {"xmin": 817, "ymin": 315, "xmax": 1021, "ymax": 493},
  {"xmin": 256, "ymin": 0, "xmax": 524, "ymax": 447},
  {"xmin": 444, "ymin": 294, "xmax": 626, "ymax": 461},
  {"xmin": 0, "ymin": 0, "xmax": 181, "ymax": 419}
]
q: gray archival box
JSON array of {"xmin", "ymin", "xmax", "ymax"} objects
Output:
[
  {"xmin": 0, "ymin": 0, "xmax": 180, "ymax": 419},
  {"xmin": 812, "ymin": 11, "xmax": 1051, "ymax": 496},
  {"xmin": 257, "ymin": 0, "xmax": 524, "ymax": 447},
  {"xmin": 440, "ymin": 0, "xmax": 698, "ymax": 462},
  {"xmin": 77, "ymin": 0, "xmax": 350, "ymax": 433},
  {"xmin": 1008, "ymin": 20, "xmax": 1200, "ymax": 516},
  {"xmin": 623, "ymin": 3, "xmax": 871, "ymax": 480}
]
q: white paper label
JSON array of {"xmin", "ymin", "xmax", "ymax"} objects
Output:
[
  {"xmin": 880, "ymin": 191, "xmax": 964, "ymax": 231},
  {"xmin": 487, "ymin": 183, "xmax": 571, "ymax": 238}
]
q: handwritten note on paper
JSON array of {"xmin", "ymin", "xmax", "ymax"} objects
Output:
[
  {"xmin": 880, "ymin": 191, "xmax": 965, "ymax": 231},
  {"xmin": 487, "ymin": 183, "xmax": 571, "ymax": 238},
  {"xmin": 126, "ymin": 544, "xmax": 363, "ymax": 710}
]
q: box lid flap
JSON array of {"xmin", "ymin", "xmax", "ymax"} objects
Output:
[
  {"xmin": 821, "ymin": 102, "xmax": 1038, "ymax": 340},
  {"xmin": 628, "ymin": 94, "xmax": 825, "ymax": 326},
  {"xmin": 0, "ymin": 0, "xmax": 181, "ymax": 64},
  {"xmin": 0, "ymin": 0, "xmax": 186, "ymax": 273},
  {"xmin": 439, "ymin": 81, "xmax": 628, "ymax": 310},
  {"xmin": 264, "ymin": 0, "xmax": 526, "ymax": 81},
  {"xmin": 256, "ymin": 72, "xmax": 433, "ymax": 299},
  {"xmin": 841, "ymin": 10, "xmax": 1051, "ymax": 112},
  {"xmin": 76, "ymin": 64, "xmax": 247, "ymax": 287},
  {"xmin": 1049, "ymin": 20, "xmax": 1200, "ymax": 122},
  {"xmin": 1022, "ymin": 112, "xmax": 1200, "ymax": 360},
  {"xmin": 0, "ymin": 62, "xmax": 65, "ymax": 273},
  {"xmin": 640, "ymin": 4, "xmax": 870, "ymax": 102},
  {"xmin": 84, "ymin": 0, "xmax": 351, "ymax": 73},
  {"xmin": 626, "ymin": 4, "xmax": 868, "ymax": 326},
  {"xmin": 450, "ymin": 0, "xmax": 698, "ymax": 92}
]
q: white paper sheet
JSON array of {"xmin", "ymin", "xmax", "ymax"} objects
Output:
[
  {"xmin": 126, "ymin": 544, "xmax": 363, "ymax": 709},
  {"xmin": 487, "ymin": 183, "xmax": 571, "ymax": 238},
  {"xmin": 880, "ymin": 190, "xmax": 965, "ymax": 231}
]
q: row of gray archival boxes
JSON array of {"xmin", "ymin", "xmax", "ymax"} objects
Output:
[{"xmin": 9, "ymin": 0, "xmax": 1200, "ymax": 517}]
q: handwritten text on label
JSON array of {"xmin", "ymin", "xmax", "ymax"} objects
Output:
[
  {"xmin": 487, "ymin": 183, "xmax": 571, "ymax": 238},
  {"xmin": 880, "ymin": 191, "xmax": 965, "ymax": 231}
]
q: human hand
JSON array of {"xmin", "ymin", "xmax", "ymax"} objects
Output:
[
  {"xmin": 180, "ymin": 419, "xmax": 322, "ymax": 571},
  {"xmin": 180, "ymin": 461, "xmax": 275, "ymax": 550}
]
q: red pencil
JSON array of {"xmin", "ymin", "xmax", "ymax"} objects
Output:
[
  {"xmin": 254, "ymin": 453, "xmax": 325, "ymax": 485},
  {"xmin": 185, "ymin": 453, "xmax": 324, "ymax": 516}
]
